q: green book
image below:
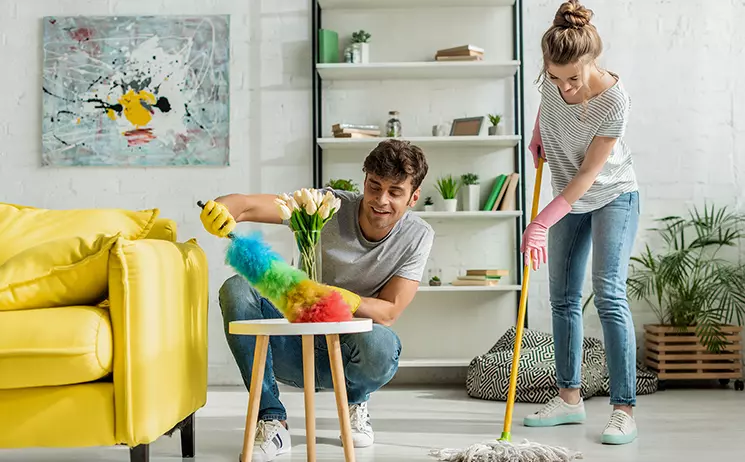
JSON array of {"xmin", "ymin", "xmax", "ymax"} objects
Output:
[
  {"xmin": 483, "ymin": 174, "xmax": 507, "ymax": 211},
  {"xmin": 318, "ymin": 29, "xmax": 339, "ymax": 63}
]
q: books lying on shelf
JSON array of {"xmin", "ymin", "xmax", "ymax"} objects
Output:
[
  {"xmin": 451, "ymin": 269, "xmax": 509, "ymax": 286},
  {"xmin": 332, "ymin": 123, "xmax": 381, "ymax": 138},
  {"xmin": 482, "ymin": 172, "xmax": 520, "ymax": 211},
  {"xmin": 434, "ymin": 44, "xmax": 484, "ymax": 62}
]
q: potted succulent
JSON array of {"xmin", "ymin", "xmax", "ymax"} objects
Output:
[
  {"xmin": 429, "ymin": 275, "xmax": 441, "ymax": 287},
  {"xmin": 488, "ymin": 113, "xmax": 504, "ymax": 135},
  {"xmin": 460, "ymin": 173, "xmax": 480, "ymax": 211},
  {"xmin": 325, "ymin": 178, "xmax": 360, "ymax": 193},
  {"xmin": 435, "ymin": 174, "xmax": 460, "ymax": 212},
  {"xmin": 423, "ymin": 196, "xmax": 435, "ymax": 212},
  {"xmin": 351, "ymin": 30, "xmax": 371, "ymax": 63}
]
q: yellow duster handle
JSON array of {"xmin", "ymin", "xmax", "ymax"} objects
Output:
[{"xmin": 500, "ymin": 156, "xmax": 545, "ymax": 442}]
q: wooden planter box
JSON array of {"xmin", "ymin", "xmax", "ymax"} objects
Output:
[{"xmin": 644, "ymin": 324, "xmax": 743, "ymax": 385}]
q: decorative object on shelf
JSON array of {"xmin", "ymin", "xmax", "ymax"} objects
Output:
[
  {"xmin": 460, "ymin": 173, "xmax": 480, "ymax": 211},
  {"xmin": 423, "ymin": 196, "xmax": 435, "ymax": 212},
  {"xmin": 450, "ymin": 116, "xmax": 484, "ymax": 136},
  {"xmin": 318, "ymin": 29, "xmax": 339, "ymax": 63},
  {"xmin": 386, "ymin": 111, "xmax": 402, "ymax": 137},
  {"xmin": 488, "ymin": 113, "xmax": 504, "ymax": 135},
  {"xmin": 434, "ymin": 44, "xmax": 484, "ymax": 62},
  {"xmin": 428, "ymin": 275, "xmax": 441, "ymax": 287},
  {"xmin": 275, "ymin": 188, "xmax": 341, "ymax": 283},
  {"xmin": 435, "ymin": 174, "xmax": 460, "ymax": 212},
  {"xmin": 42, "ymin": 15, "xmax": 230, "ymax": 167},
  {"xmin": 343, "ymin": 46, "xmax": 353, "ymax": 63},
  {"xmin": 351, "ymin": 29, "xmax": 371, "ymax": 63},
  {"xmin": 332, "ymin": 122, "xmax": 380, "ymax": 138},
  {"xmin": 432, "ymin": 122, "xmax": 450, "ymax": 137},
  {"xmin": 325, "ymin": 178, "xmax": 360, "ymax": 193}
]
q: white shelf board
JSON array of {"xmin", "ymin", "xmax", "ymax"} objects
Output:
[
  {"xmin": 414, "ymin": 210, "xmax": 521, "ymax": 219},
  {"xmin": 417, "ymin": 284, "xmax": 521, "ymax": 292},
  {"xmin": 399, "ymin": 359, "xmax": 472, "ymax": 368},
  {"xmin": 316, "ymin": 61, "xmax": 520, "ymax": 81},
  {"xmin": 318, "ymin": 135, "xmax": 520, "ymax": 150},
  {"xmin": 319, "ymin": 0, "xmax": 515, "ymax": 9}
]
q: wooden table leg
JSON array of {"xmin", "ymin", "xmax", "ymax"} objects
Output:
[
  {"xmin": 241, "ymin": 335, "xmax": 270, "ymax": 462},
  {"xmin": 326, "ymin": 334, "xmax": 356, "ymax": 462},
  {"xmin": 302, "ymin": 335, "xmax": 317, "ymax": 462}
]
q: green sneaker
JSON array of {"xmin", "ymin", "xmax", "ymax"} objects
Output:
[
  {"xmin": 523, "ymin": 396, "xmax": 586, "ymax": 427},
  {"xmin": 601, "ymin": 410, "xmax": 637, "ymax": 445}
]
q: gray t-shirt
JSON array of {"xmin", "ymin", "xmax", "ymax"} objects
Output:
[{"xmin": 285, "ymin": 188, "xmax": 434, "ymax": 297}]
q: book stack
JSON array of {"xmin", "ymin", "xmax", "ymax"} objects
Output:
[
  {"xmin": 332, "ymin": 123, "xmax": 381, "ymax": 138},
  {"xmin": 434, "ymin": 44, "xmax": 484, "ymax": 62},
  {"xmin": 482, "ymin": 172, "xmax": 520, "ymax": 211},
  {"xmin": 452, "ymin": 269, "xmax": 508, "ymax": 286}
]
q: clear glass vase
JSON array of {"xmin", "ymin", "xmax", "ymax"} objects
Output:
[{"xmin": 293, "ymin": 230, "xmax": 322, "ymax": 282}]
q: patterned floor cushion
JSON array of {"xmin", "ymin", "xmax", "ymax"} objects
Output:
[{"xmin": 466, "ymin": 326, "xmax": 658, "ymax": 403}]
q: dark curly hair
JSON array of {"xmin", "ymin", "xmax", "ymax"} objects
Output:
[{"xmin": 362, "ymin": 139, "xmax": 428, "ymax": 193}]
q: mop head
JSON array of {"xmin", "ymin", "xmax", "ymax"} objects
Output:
[
  {"xmin": 429, "ymin": 439, "xmax": 583, "ymax": 462},
  {"xmin": 225, "ymin": 230, "xmax": 353, "ymax": 323}
]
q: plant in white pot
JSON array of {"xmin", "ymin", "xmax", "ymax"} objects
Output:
[
  {"xmin": 423, "ymin": 196, "xmax": 435, "ymax": 212},
  {"xmin": 460, "ymin": 173, "xmax": 480, "ymax": 211},
  {"xmin": 488, "ymin": 113, "xmax": 504, "ymax": 136},
  {"xmin": 435, "ymin": 175, "xmax": 460, "ymax": 212},
  {"xmin": 351, "ymin": 30, "xmax": 371, "ymax": 63}
]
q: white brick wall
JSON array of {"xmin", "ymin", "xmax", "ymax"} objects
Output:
[{"xmin": 1, "ymin": 0, "xmax": 743, "ymax": 385}]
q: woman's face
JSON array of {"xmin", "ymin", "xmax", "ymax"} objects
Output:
[{"xmin": 546, "ymin": 61, "xmax": 591, "ymax": 98}]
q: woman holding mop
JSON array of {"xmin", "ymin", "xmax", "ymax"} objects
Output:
[{"xmin": 520, "ymin": 0, "xmax": 640, "ymax": 445}]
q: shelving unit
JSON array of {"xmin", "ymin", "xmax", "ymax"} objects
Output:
[{"xmin": 312, "ymin": 0, "xmax": 526, "ymax": 372}]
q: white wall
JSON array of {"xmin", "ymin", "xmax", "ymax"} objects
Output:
[{"xmin": 1, "ymin": 0, "xmax": 743, "ymax": 385}]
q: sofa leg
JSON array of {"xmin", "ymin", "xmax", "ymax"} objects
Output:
[
  {"xmin": 181, "ymin": 413, "xmax": 195, "ymax": 458},
  {"xmin": 130, "ymin": 444, "xmax": 149, "ymax": 462}
]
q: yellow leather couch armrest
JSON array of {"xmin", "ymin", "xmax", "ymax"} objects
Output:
[{"xmin": 108, "ymin": 237, "xmax": 209, "ymax": 446}]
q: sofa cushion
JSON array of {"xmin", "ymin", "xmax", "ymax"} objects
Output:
[
  {"xmin": 0, "ymin": 203, "xmax": 159, "ymax": 265},
  {"xmin": 0, "ymin": 306, "xmax": 113, "ymax": 389},
  {"xmin": 0, "ymin": 234, "xmax": 120, "ymax": 311}
]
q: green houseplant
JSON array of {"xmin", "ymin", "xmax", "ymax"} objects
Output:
[
  {"xmin": 435, "ymin": 175, "xmax": 460, "ymax": 212},
  {"xmin": 488, "ymin": 113, "xmax": 503, "ymax": 135},
  {"xmin": 424, "ymin": 196, "xmax": 435, "ymax": 212},
  {"xmin": 460, "ymin": 173, "xmax": 480, "ymax": 211},
  {"xmin": 325, "ymin": 178, "xmax": 360, "ymax": 193},
  {"xmin": 350, "ymin": 30, "xmax": 371, "ymax": 63}
]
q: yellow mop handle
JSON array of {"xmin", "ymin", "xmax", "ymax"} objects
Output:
[{"xmin": 500, "ymin": 156, "xmax": 544, "ymax": 442}]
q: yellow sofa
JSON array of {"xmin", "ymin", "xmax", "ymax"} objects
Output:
[{"xmin": 0, "ymin": 203, "xmax": 210, "ymax": 462}]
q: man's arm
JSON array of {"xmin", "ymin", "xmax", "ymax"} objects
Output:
[
  {"xmin": 353, "ymin": 276, "xmax": 420, "ymax": 327},
  {"xmin": 214, "ymin": 193, "xmax": 282, "ymax": 224}
]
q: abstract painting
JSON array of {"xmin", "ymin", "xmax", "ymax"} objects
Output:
[{"xmin": 42, "ymin": 15, "xmax": 230, "ymax": 167}]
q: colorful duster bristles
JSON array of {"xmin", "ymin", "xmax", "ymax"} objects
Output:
[{"xmin": 225, "ymin": 231, "xmax": 353, "ymax": 323}]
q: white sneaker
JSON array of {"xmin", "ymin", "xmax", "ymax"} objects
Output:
[
  {"xmin": 346, "ymin": 402, "xmax": 374, "ymax": 447},
  {"xmin": 523, "ymin": 396, "xmax": 586, "ymax": 427},
  {"xmin": 244, "ymin": 419, "xmax": 291, "ymax": 462},
  {"xmin": 601, "ymin": 409, "xmax": 637, "ymax": 445}
]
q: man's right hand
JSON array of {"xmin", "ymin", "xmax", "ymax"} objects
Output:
[{"xmin": 200, "ymin": 200, "xmax": 236, "ymax": 237}]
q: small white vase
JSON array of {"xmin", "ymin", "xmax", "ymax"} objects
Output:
[
  {"xmin": 441, "ymin": 198, "xmax": 458, "ymax": 213},
  {"xmin": 424, "ymin": 204, "xmax": 435, "ymax": 212},
  {"xmin": 463, "ymin": 184, "xmax": 480, "ymax": 211},
  {"xmin": 352, "ymin": 43, "xmax": 370, "ymax": 63}
]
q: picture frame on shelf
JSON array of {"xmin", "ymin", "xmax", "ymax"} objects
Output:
[{"xmin": 449, "ymin": 116, "xmax": 484, "ymax": 136}]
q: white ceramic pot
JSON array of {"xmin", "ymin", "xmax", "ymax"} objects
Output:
[
  {"xmin": 441, "ymin": 198, "xmax": 458, "ymax": 213},
  {"xmin": 424, "ymin": 205, "xmax": 435, "ymax": 212},
  {"xmin": 463, "ymin": 184, "xmax": 480, "ymax": 211},
  {"xmin": 353, "ymin": 42, "xmax": 370, "ymax": 63}
]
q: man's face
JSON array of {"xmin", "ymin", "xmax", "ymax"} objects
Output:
[{"xmin": 361, "ymin": 173, "xmax": 419, "ymax": 232}]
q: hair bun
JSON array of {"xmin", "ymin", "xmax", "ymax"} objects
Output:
[{"xmin": 554, "ymin": 0, "xmax": 593, "ymax": 29}]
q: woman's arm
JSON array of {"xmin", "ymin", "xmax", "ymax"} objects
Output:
[{"xmin": 559, "ymin": 135, "xmax": 618, "ymax": 205}]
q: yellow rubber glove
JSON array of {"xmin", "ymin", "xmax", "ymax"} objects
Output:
[
  {"xmin": 200, "ymin": 200, "xmax": 236, "ymax": 238},
  {"xmin": 330, "ymin": 286, "xmax": 361, "ymax": 313}
]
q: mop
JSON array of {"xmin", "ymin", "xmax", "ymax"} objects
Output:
[
  {"xmin": 197, "ymin": 200, "xmax": 354, "ymax": 323},
  {"xmin": 429, "ymin": 158, "xmax": 583, "ymax": 462}
]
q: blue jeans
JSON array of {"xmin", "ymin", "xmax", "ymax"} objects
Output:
[
  {"xmin": 218, "ymin": 274, "xmax": 402, "ymax": 421},
  {"xmin": 548, "ymin": 191, "xmax": 640, "ymax": 406}
]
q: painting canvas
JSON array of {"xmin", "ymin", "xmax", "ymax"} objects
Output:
[{"xmin": 42, "ymin": 15, "xmax": 230, "ymax": 167}]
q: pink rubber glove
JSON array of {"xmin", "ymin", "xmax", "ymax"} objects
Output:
[
  {"xmin": 521, "ymin": 195, "xmax": 572, "ymax": 270},
  {"xmin": 528, "ymin": 109, "xmax": 546, "ymax": 169}
]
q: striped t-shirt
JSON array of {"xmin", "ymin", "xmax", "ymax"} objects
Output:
[{"xmin": 539, "ymin": 74, "xmax": 638, "ymax": 214}]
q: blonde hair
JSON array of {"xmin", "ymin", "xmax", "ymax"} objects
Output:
[{"xmin": 537, "ymin": 1, "xmax": 603, "ymax": 86}]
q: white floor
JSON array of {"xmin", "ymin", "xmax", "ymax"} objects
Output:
[{"xmin": 3, "ymin": 384, "xmax": 745, "ymax": 461}]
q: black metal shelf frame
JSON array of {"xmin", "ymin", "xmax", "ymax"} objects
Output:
[{"xmin": 310, "ymin": 0, "xmax": 528, "ymax": 327}]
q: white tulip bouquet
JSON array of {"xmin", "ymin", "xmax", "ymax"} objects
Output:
[{"xmin": 274, "ymin": 188, "xmax": 342, "ymax": 281}]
